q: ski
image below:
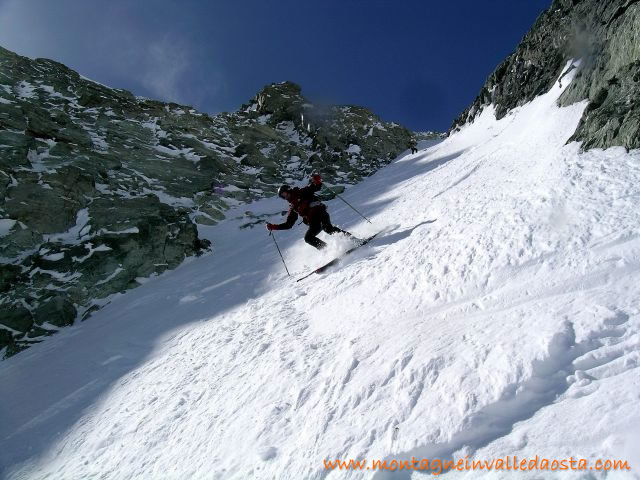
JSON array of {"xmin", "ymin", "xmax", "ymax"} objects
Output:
[{"xmin": 296, "ymin": 232, "xmax": 381, "ymax": 282}]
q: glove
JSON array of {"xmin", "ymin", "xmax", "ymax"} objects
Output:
[
  {"xmin": 311, "ymin": 173, "xmax": 322, "ymax": 186},
  {"xmin": 266, "ymin": 223, "xmax": 277, "ymax": 231}
]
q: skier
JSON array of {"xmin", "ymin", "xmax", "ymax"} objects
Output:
[
  {"xmin": 409, "ymin": 139, "xmax": 418, "ymax": 154},
  {"xmin": 266, "ymin": 174, "xmax": 358, "ymax": 250}
]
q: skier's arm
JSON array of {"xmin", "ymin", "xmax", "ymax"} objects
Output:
[
  {"xmin": 300, "ymin": 174, "xmax": 323, "ymax": 195},
  {"xmin": 272, "ymin": 208, "xmax": 298, "ymax": 230}
]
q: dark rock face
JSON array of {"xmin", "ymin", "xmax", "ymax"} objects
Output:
[
  {"xmin": 0, "ymin": 46, "xmax": 416, "ymax": 357},
  {"xmin": 450, "ymin": 0, "xmax": 640, "ymax": 151},
  {"xmin": 34, "ymin": 296, "xmax": 76, "ymax": 328}
]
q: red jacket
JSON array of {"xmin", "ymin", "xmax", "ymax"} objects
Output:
[{"xmin": 274, "ymin": 183, "xmax": 324, "ymax": 229}]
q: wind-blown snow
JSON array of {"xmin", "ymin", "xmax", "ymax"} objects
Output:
[{"xmin": 1, "ymin": 64, "xmax": 639, "ymax": 480}]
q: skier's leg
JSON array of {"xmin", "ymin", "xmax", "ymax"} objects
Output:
[
  {"xmin": 320, "ymin": 209, "xmax": 357, "ymax": 240},
  {"xmin": 304, "ymin": 217, "xmax": 327, "ymax": 250}
]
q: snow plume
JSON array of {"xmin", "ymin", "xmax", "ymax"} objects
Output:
[
  {"xmin": 98, "ymin": 26, "xmax": 225, "ymax": 111},
  {"xmin": 138, "ymin": 35, "xmax": 193, "ymax": 104},
  {"xmin": 566, "ymin": 18, "xmax": 599, "ymax": 71},
  {"xmin": 303, "ymin": 98, "xmax": 338, "ymax": 126}
]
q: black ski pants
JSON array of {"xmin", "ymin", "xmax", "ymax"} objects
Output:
[{"xmin": 304, "ymin": 207, "xmax": 351, "ymax": 250}]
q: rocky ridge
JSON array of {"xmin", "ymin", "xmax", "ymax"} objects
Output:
[{"xmin": 450, "ymin": 0, "xmax": 640, "ymax": 151}]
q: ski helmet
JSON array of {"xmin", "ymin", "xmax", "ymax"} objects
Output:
[{"xmin": 277, "ymin": 184, "xmax": 290, "ymax": 198}]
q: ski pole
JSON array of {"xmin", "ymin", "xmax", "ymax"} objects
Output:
[
  {"xmin": 269, "ymin": 231, "xmax": 290, "ymax": 276},
  {"xmin": 322, "ymin": 184, "xmax": 373, "ymax": 224}
]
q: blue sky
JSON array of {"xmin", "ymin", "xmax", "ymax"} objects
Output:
[{"xmin": 0, "ymin": 0, "xmax": 551, "ymax": 132}]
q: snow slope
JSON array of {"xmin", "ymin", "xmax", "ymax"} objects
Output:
[{"xmin": 1, "ymin": 63, "xmax": 640, "ymax": 479}]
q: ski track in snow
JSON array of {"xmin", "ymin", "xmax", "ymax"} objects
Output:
[{"xmin": 2, "ymin": 65, "xmax": 640, "ymax": 479}]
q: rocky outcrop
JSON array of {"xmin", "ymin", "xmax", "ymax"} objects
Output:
[
  {"xmin": 450, "ymin": 0, "xmax": 640, "ymax": 151},
  {"xmin": 0, "ymin": 46, "xmax": 415, "ymax": 357}
]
